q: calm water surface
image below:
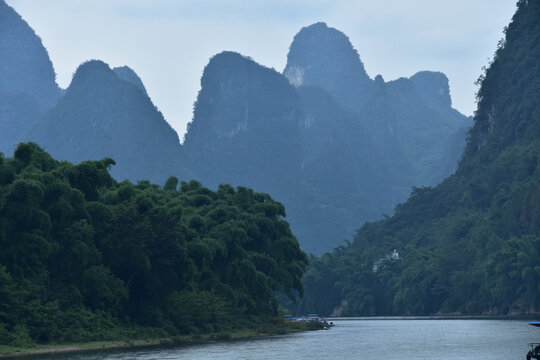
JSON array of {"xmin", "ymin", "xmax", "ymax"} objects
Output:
[{"xmin": 31, "ymin": 319, "xmax": 540, "ymax": 359}]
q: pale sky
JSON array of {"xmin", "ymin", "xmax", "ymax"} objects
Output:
[{"xmin": 6, "ymin": 0, "xmax": 517, "ymax": 141}]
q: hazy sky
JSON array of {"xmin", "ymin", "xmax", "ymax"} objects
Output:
[{"xmin": 7, "ymin": 0, "xmax": 517, "ymax": 140}]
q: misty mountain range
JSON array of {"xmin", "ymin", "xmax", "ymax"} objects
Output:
[
  {"xmin": 298, "ymin": 0, "xmax": 540, "ymax": 316},
  {"xmin": 0, "ymin": 1, "xmax": 471, "ymax": 254}
]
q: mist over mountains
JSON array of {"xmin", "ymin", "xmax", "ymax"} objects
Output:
[{"xmin": 0, "ymin": 1, "xmax": 471, "ymax": 254}]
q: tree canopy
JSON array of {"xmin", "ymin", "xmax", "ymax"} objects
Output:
[{"xmin": 0, "ymin": 143, "xmax": 307, "ymax": 345}]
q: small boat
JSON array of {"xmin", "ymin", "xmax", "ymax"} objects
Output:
[
  {"xmin": 284, "ymin": 314, "xmax": 334, "ymax": 329},
  {"xmin": 527, "ymin": 322, "xmax": 540, "ymax": 360}
]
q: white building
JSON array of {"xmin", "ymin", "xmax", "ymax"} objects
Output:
[{"xmin": 372, "ymin": 249, "xmax": 402, "ymax": 272}]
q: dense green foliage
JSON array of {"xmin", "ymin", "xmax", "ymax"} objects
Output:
[
  {"xmin": 0, "ymin": 143, "xmax": 307, "ymax": 345},
  {"xmin": 296, "ymin": 0, "xmax": 540, "ymax": 316}
]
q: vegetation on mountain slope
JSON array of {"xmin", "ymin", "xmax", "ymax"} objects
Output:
[{"xmin": 294, "ymin": 0, "xmax": 540, "ymax": 316}]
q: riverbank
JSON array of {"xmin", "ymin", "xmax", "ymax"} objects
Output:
[
  {"xmin": 331, "ymin": 314, "xmax": 540, "ymax": 321},
  {"xmin": 0, "ymin": 319, "xmax": 320, "ymax": 358}
]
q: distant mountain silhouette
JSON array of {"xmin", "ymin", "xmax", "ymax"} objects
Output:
[
  {"xmin": 183, "ymin": 51, "xmax": 302, "ymax": 200},
  {"xmin": 384, "ymin": 72, "xmax": 471, "ymax": 184},
  {"xmin": 293, "ymin": 84, "xmax": 406, "ymax": 252},
  {"xmin": 284, "ymin": 22, "xmax": 373, "ymax": 113},
  {"xmin": 0, "ymin": 2, "xmax": 472, "ymax": 254},
  {"xmin": 0, "ymin": 0, "xmax": 61, "ymax": 155},
  {"xmin": 113, "ymin": 66, "xmax": 148, "ymax": 96},
  {"xmin": 182, "ymin": 24, "xmax": 471, "ymax": 253},
  {"xmin": 285, "ymin": 23, "xmax": 470, "ymax": 252},
  {"xmin": 284, "ymin": 22, "xmax": 471, "ymax": 189},
  {"xmin": 24, "ymin": 60, "xmax": 188, "ymax": 184},
  {"xmin": 183, "ymin": 52, "xmax": 380, "ymax": 253},
  {"xmin": 298, "ymin": 1, "xmax": 540, "ymax": 316}
]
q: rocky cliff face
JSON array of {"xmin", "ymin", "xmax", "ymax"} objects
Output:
[
  {"xmin": 409, "ymin": 71, "xmax": 452, "ymax": 109},
  {"xmin": 283, "ymin": 22, "xmax": 374, "ymax": 113},
  {"xmin": 24, "ymin": 60, "xmax": 187, "ymax": 184},
  {"xmin": 183, "ymin": 52, "xmax": 302, "ymax": 201},
  {"xmin": 384, "ymin": 73, "xmax": 471, "ymax": 185},
  {"xmin": 284, "ymin": 23, "xmax": 471, "ymax": 188}
]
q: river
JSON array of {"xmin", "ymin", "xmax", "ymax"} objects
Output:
[{"xmin": 28, "ymin": 319, "xmax": 540, "ymax": 359}]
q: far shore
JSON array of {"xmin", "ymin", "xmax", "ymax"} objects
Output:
[
  {"xmin": 2, "ymin": 316, "xmax": 534, "ymax": 358},
  {"xmin": 330, "ymin": 315, "xmax": 539, "ymax": 321},
  {"xmin": 0, "ymin": 322, "xmax": 318, "ymax": 358}
]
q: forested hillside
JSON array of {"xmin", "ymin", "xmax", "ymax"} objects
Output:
[
  {"xmin": 296, "ymin": 0, "xmax": 540, "ymax": 316},
  {"xmin": 0, "ymin": 143, "xmax": 307, "ymax": 345}
]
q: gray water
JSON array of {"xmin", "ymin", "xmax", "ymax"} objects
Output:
[{"xmin": 29, "ymin": 319, "xmax": 540, "ymax": 359}]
